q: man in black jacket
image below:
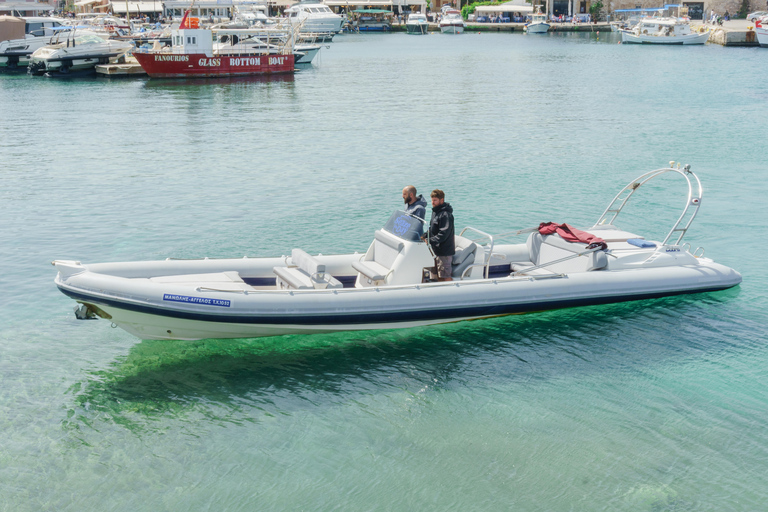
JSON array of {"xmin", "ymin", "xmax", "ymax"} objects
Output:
[{"xmin": 423, "ymin": 189, "xmax": 455, "ymax": 282}]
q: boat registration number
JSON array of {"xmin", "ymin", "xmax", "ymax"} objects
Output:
[{"xmin": 163, "ymin": 294, "xmax": 231, "ymax": 307}]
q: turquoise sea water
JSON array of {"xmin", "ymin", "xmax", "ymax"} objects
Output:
[{"xmin": 1, "ymin": 31, "xmax": 767, "ymax": 510}]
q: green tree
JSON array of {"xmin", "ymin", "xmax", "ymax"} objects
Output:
[
  {"xmin": 736, "ymin": 0, "xmax": 749, "ymax": 19},
  {"xmin": 588, "ymin": 0, "xmax": 603, "ymax": 21}
]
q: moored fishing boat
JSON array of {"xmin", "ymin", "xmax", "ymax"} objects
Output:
[
  {"xmin": 525, "ymin": 8, "xmax": 550, "ymax": 33},
  {"xmin": 132, "ymin": 12, "xmax": 295, "ymax": 78},
  {"xmin": 53, "ymin": 165, "xmax": 741, "ymax": 341},
  {"xmin": 352, "ymin": 9, "xmax": 394, "ymax": 32},
  {"xmin": 621, "ymin": 17, "xmax": 709, "ymax": 44}
]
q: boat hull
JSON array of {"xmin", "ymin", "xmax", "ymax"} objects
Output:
[
  {"xmin": 0, "ymin": 53, "xmax": 32, "ymax": 69},
  {"xmin": 290, "ymin": 18, "xmax": 344, "ymax": 34},
  {"xmin": 757, "ymin": 26, "xmax": 768, "ymax": 47},
  {"xmin": 621, "ymin": 30, "xmax": 710, "ymax": 44},
  {"xmin": 55, "ymin": 258, "xmax": 741, "ymax": 340},
  {"xmin": 525, "ymin": 22, "xmax": 550, "ymax": 33},
  {"xmin": 405, "ymin": 23, "xmax": 429, "ymax": 34},
  {"xmin": 440, "ymin": 24, "xmax": 464, "ymax": 34},
  {"xmin": 357, "ymin": 23, "xmax": 391, "ymax": 31},
  {"xmin": 294, "ymin": 45, "xmax": 320, "ymax": 64},
  {"xmin": 0, "ymin": 35, "xmax": 57, "ymax": 69},
  {"xmin": 133, "ymin": 51, "xmax": 294, "ymax": 78}
]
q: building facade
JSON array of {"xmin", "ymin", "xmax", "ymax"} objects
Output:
[
  {"xmin": 607, "ymin": 0, "xmax": 764, "ymax": 19},
  {"xmin": 0, "ymin": 0, "xmax": 58, "ymax": 15}
]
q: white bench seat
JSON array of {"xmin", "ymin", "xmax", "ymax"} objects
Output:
[
  {"xmin": 273, "ymin": 249, "xmax": 342, "ymax": 290},
  {"xmin": 149, "ymin": 271, "xmax": 254, "ymax": 291},
  {"xmin": 354, "ymin": 230, "xmax": 405, "ymax": 286},
  {"xmin": 352, "ymin": 260, "xmax": 390, "ymax": 282}
]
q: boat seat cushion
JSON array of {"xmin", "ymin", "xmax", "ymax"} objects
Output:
[
  {"xmin": 273, "ymin": 266, "xmax": 343, "ymax": 290},
  {"xmin": 150, "ymin": 271, "xmax": 245, "ymax": 283},
  {"xmin": 371, "ymin": 230, "xmax": 404, "ymax": 269},
  {"xmin": 289, "ymin": 248, "xmax": 325, "ymax": 278},
  {"xmin": 585, "ymin": 225, "xmax": 643, "ymax": 242},
  {"xmin": 149, "ymin": 271, "xmax": 253, "ymax": 292},
  {"xmin": 627, "ymin": 238, "xmax": 656, "ymax": 248},
  {"xmin": 541, "ymin": 233, "xmax": 587, "ymax": 253},
  {"xmin": 273, "ymin": 249, "xmax": 342, "ymax": 290},
  {"xmin": 451, "ymin": 235, "xmax": 478, "ymax": 278},
  {"xmin": 375, "ymin": 229, "xmax": 405, "ymax": 252},
  {"xmin": 354, "ymin": 230, "xmax": 405, "ymax": 286},
  {"xmin": 526, "ymin": 232, "xmax": 609, "ymax": 273},
  {"xmin": 527, "ymin": 232, "xmax": 543, "ymax": 264},
  {"xmin": 352, "ymin": 260, "xmax": 389, "ymax": 282}
]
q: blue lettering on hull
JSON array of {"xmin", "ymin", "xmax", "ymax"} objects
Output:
[{"xmin": 163, "ymin": 294, "xmax": 231, "ymax": 307}]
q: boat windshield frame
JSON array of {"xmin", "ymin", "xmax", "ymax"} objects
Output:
[{"xmin": 382, "ymin": 210, "xmax": 426, "ymax": 242}]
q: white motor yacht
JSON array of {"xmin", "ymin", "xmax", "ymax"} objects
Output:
[
  {"xmin": 28, "ymin": 31, "xmax": 133, "ymax": 76},
  {"xmin": 621, "ymin": 17, "xmax": 710, "ymax": 44},
  {"xmin": 0, "ymin": 16, "xmax": 67, "ymax": 69},
  {"xmin": 53, "ymin": 165, "xmax": 741, "ymax": 341},
  {"xmin": 439, "ymin": 10, "xmax": 464, "ymax": 34},
  {"xmin": 214, "ymin": 27, "xmax": 320, "ymax": 64},
  {"xmin": 285, "ymin": 1, "xmax": 344, "ymax": 37},
  {"xmin": 525, "ymin": 9, "xmax": 550, "ymax": 33},
  {"xmin": 405, "ymin": 13, "xmax": 429, "ymax": 34},
  {"xmin": 234, "ymin": 5, "xmax": 276, "ymax": 27}
]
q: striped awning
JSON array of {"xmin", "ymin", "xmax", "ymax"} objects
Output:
[{"xmin": 475, "ymin": 2, "xmax": 532, "ymax": 12}]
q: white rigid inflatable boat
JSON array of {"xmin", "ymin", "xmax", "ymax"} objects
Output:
[{"xmin": 53, "ymin": 166, "xmax": 741, "ymax": 341}]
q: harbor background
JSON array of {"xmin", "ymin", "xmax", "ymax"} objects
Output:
[{"xmin": 1, "ymin": 31, "xmax": 768, "ymax": 510}]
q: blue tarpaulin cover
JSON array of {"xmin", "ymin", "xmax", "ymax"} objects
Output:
[{"xmin": 627, "ymin": 238, "xmax": 657, "ymax": 248}]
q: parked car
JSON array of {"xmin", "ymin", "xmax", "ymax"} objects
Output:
[{"xmin": 747, "ymin": 11, "xmax": 768, "ymax": 21}]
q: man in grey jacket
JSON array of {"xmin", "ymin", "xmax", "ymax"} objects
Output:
[{"xmin": 402, "ymin": 185, "xmax": 427, "ymax": 220}]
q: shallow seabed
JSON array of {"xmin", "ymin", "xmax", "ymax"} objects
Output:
[{"xmin": 1, "ymin": 32, "xmax": 767, "ymax": 511}]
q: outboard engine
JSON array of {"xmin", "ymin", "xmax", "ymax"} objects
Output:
[
  {"xmin": 27, "ymin": 61, "xmax": 46, "ymax": 76},
  {"xmin": 74, "ymin": 304, "xmax": 98, "ymax": 320}
]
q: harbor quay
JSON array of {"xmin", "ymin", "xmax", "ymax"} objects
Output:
[
  {"xmin": 701, "ymin": 18, "xmax": 761, "ymax": 45},
  {"xmin": 377, "ymin": 19, "xmax": 757, "ymax": 45},
  {"xmin": 388, "ymin": 21, "xmax": 612, "ymax": 32}
]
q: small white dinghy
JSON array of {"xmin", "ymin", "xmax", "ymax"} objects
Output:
[{"xmin": 53, "ymin": 165, "xmax": 741, "ymax": 341}]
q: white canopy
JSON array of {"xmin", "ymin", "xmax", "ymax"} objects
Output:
[
  {"xmin": 74, "ymin": 0, "xmax": 101, "ymax": 6},
  {"xmin": 475, "ymin": 2, "xmax": 533, "ymax": 13},
  {"xmin": 324, "ymin": 0, "xmax": 393, "ymax": 5},
  {"xmin": 0, "ymin": 2, "xmax": 57, "ymax": 12},
  {"xmin": 164, "ymin": 0, "xmax": 234, "ymax": 7},
  {"xmin": 111, "ymin": 1, "xmax": 162, "ymax": 13}
]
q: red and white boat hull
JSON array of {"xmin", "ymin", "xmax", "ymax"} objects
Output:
[{"xmin": 133, "ymin": 51, "xmax": 294, "ymax": 78}]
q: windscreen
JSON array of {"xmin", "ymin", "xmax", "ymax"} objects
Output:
[{"xmin": 383, "ymin": 210, "xmax": 424, "ymax": 242}]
